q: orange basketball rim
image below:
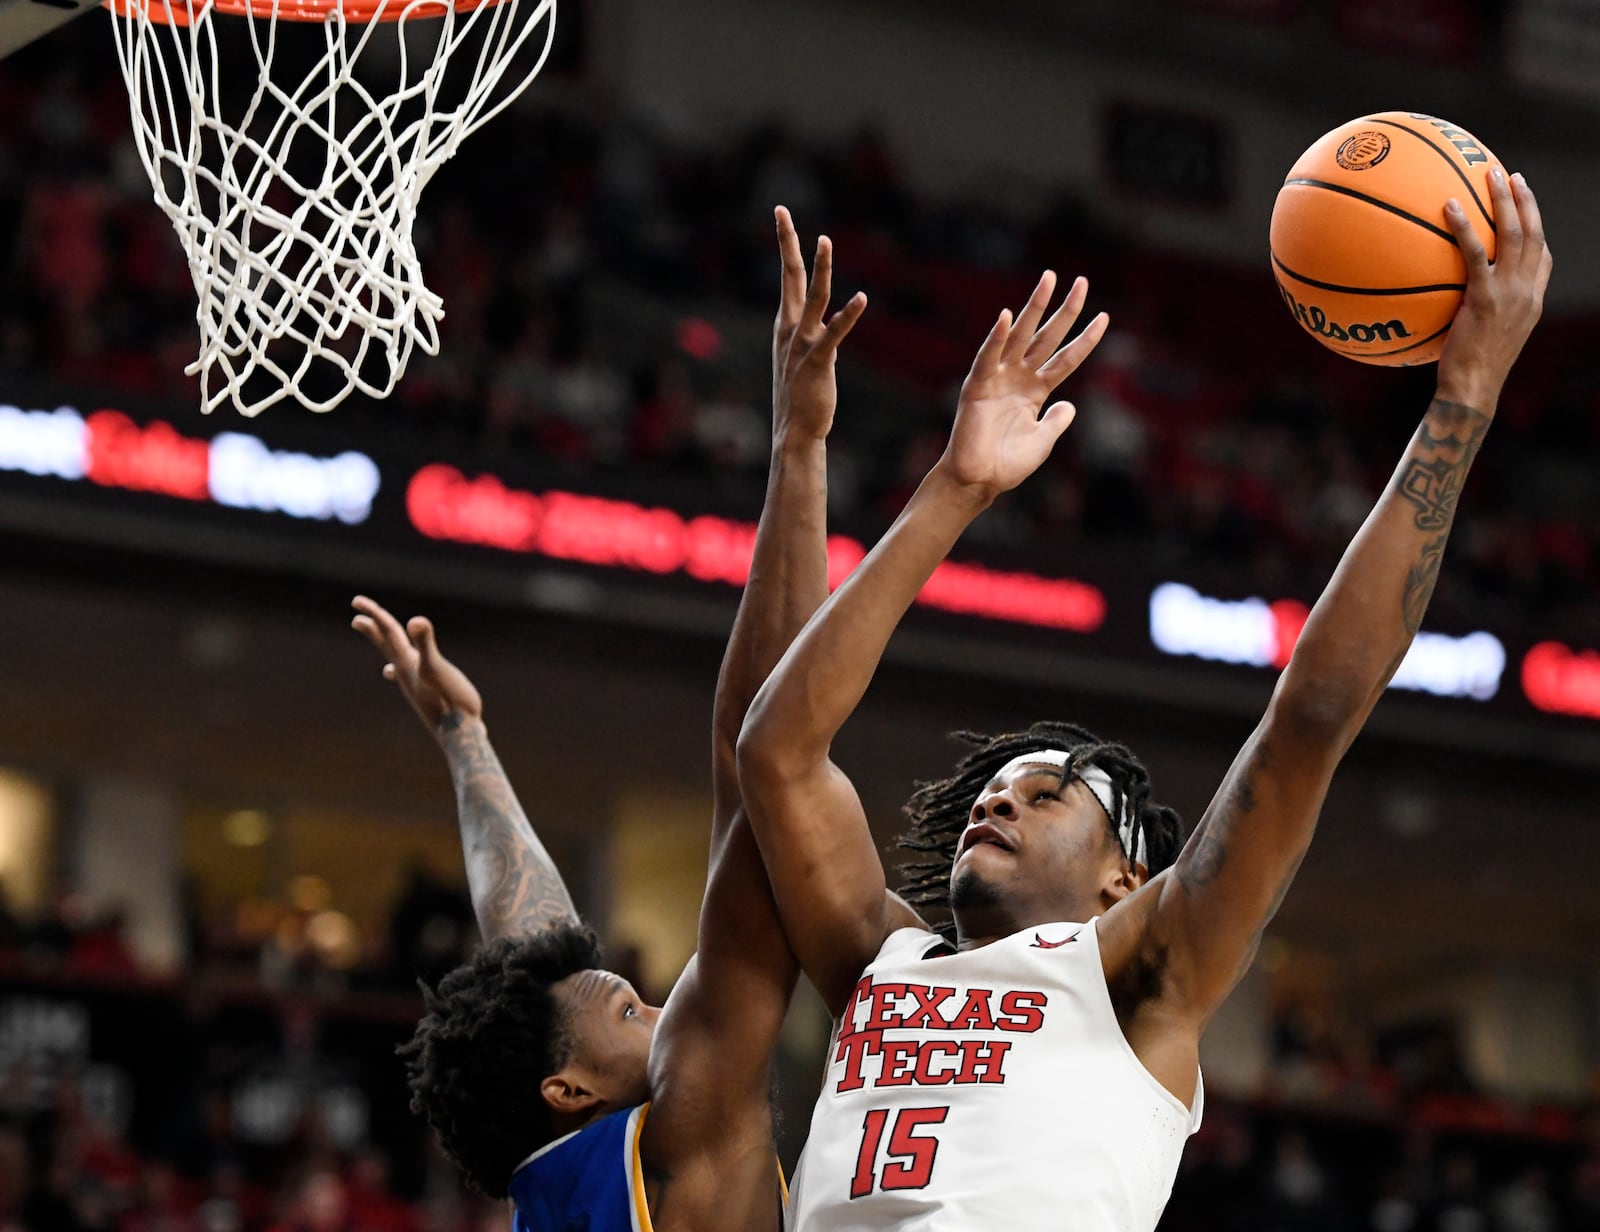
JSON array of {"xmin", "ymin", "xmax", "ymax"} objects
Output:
[{"xmin": 104, "ymin": 0, "xmax": 497, "ymax": 25}]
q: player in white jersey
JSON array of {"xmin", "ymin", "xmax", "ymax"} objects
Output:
[{"xmin": 738, "ymin": 173, "xmax": 1551, "ymax": 1230}]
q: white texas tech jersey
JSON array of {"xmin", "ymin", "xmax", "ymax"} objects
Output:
[{"xmin": 786, "ymin": 918, "xmax": 1202, "ymax": 1232}]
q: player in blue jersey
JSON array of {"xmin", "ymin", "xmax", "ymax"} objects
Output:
[{"xmin": 350, "ymin": 206, "xmax": 867, "ymax": 1232}]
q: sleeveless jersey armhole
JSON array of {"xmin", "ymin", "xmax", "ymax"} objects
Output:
[
  {"xmin": 626, "ymin": 1105, "xmax": 654, "ymax": 1232},
  {"xmin": 1083, "ymin": 918, "xmax": 1204, "ymax": 1132}
]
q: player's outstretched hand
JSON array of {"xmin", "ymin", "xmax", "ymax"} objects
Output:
[
  {"xmin": 351, "ymin": 595, "xmax": 482, "ymax": 736},
  {"xmin": 1438, "ymin": 169, "xmax": 1552, "ymax": 410},
  {"xmin": 935, "ymin": 271, "xmax": 1108, "ymax": 500},
  {"xmin": 773, "ymin": 205, "xmax": 867, "ymax": 442}
]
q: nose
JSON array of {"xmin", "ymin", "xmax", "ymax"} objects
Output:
[
  {"xmin": 971, "ymin": 790, "xmax": 1017, "ymax": 823},
  {"xmin": 643, "ymin": 1004, "xmax": 663, "ymax": 1027}
]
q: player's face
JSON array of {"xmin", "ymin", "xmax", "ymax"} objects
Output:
[
  {"xmin": 553, "ymin": 969, "xmax": 660, "ymax": 1112},
  {"xmin": 949, "ymin": 762, "xmax": 1129, "ymax": 936}
]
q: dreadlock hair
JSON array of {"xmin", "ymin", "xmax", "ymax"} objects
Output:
[
  {"xmin": 399, "ymin": 922, "xmax": 606, "ymax": 1198},
  {"xmin": 897, "ymin": 721, "xmax": 1184, "ymax": 935}
]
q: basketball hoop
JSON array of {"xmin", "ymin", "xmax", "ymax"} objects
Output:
[{"xmin": 106, "ymin": 0, "xmax": 557, "ymax": 415}]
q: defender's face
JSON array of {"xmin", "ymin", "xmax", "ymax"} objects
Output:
[
  {"xmin": 554, "ymin": 970, "xmax": 660, "ymax": 1111},
  {"xmin": 949, "ymin": 761, "xmax": 1124, "ymax": 929}
]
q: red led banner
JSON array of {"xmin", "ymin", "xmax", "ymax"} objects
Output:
[
  {"xmin": 1522, "ymin": 642, "xmax": 1600, "ymax": 720},
  {"xmin": 85, "ymin": 411, "xmax": 210, "ymax": 500},
  {"xmin": 405, "ymin": 464, "xmax": 1106, "ymax": 633}
]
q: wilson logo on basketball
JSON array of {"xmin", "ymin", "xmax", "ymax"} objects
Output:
[
  {"xmin": 1276, "ymin": 287, "xmax": 1412, "ymax": 346},
  {"xmin": 1335, "ymin": 132, "xmax": 1390, "ymax": 171},
  {"xmin": 1407, "ymin": 113, "xmax": 1490, "ymax": 166}
]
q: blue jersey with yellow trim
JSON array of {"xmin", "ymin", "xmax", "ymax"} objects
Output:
[{"xmin": 509, "ymin": 1104, "xmax": 652, "ymax": 1232}]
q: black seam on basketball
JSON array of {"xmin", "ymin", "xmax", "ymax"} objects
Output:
[
  {"xmin": 1270, "ymin": 252, "xmax": 1464, "ymax": 297},
  {"xmin": 1363, "ymin": 118, "xmax": 1494, "ymax": 230},
  {"xmin": 1280, "ymin": 179, "xmax": 1458, "ymax": 246},
  {"xmin": 1323, "ymin": 322, "xmax": 1452, "ymax": 359}
]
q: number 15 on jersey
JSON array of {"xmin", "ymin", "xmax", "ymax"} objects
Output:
[{"xmin": 850, "ymin": 1107, "xmax": 949, "ymax": 1198}]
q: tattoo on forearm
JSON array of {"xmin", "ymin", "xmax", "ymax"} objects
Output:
[
  {"xmin": 1394, "ymin": 398, "xmax": 1492, "ymax": 635},
  {"xmin": 439, "ymin": 712, "xmax": 577, "ymax": 938},
  {"xmin": 1396, "ymin": 458, "xmax": 1463, "ymax": 533},
  {"xmin": 1262, "ymin": 851, "xmax": 1305, "ymax": 923},
  {"xmin": 1400, "ymin": 532, "xmax": 1450, "ymax": 635},
  {"xmin": 1165, "ymin": 407, "xmax": 1487, "ymax": 967}
]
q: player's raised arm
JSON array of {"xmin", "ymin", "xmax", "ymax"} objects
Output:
[
  {"xmin": 1126, "ymin": 171, "xmax": 1552, "ymax": 1024},
  {"xmin": 351, "ymin": 596, "xmax": 578, "ymax": 939},
  {"xmin": 739, "ymin": 273, "xmax": 1109, "ymax": 1014},
  {"xmin": 706, "ymin": 209, "xmax": 865, "ymax": 828},
  {"xmin": 645, "ymin": 209, "xmax": 865, "ymax": 1136}
]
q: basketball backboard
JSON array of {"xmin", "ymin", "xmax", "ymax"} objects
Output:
[{"xmin": 0, "ymin": 0, "xmax": 98, "ymax": 59}]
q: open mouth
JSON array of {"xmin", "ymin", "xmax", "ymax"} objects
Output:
[{"xmin": 958, "ymin": 822, "xmax": 1016, "ymax": 856}]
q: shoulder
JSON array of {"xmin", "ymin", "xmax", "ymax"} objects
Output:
[
  {"xmin": 1094, "ymin": 872, "xmax": 1169, "ymax": 984},
  {"xmin": 509, "ymin": 1106, "xmax": 646, "ymax": 1232},
  {"xmin": 877, "ymin": 924, "xmax": 947, "ymax": 964},
  {"xmin": 882, "ymin": 892, "xmax": 934, "ymax": 944},
  {"xmin": 1094, "ymin": 881, "xmax": 1198, "ymax": 1036},
  {"xmin": 828, "ymin": 893, "xmax": 939, "ymax": 969}
]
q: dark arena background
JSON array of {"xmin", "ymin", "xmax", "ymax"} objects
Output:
[{"xmin": 3, "ymin": 1, "xmax": 1600, "ymax": 1229}]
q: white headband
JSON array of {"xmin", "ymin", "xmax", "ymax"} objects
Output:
[{"xmin": 993, "ymin": 749, "xmax": 1147, "ymax": 867}]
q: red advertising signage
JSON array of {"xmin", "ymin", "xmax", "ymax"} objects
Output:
[
  {"xmin": 1522, "ymin": 642, "xmax": 1600, "ymax": 720},
  {"xmin": 1, "ymin": 397, "xmax": 1594, "ymax": 728},
  {"xmin": 405, "ymin": 464, "xmax": 1107, "ymax": 633}
]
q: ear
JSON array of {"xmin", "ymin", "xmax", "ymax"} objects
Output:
[
  {"xmin": 1102, "ymin": 858, "xmax": 1147, "ymax": 905},
  {"xmin": 539, "ymin": 1069, "xmax": 603, "ymax": 1117}
]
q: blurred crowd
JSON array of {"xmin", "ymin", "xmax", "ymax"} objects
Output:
[
  {"xmin": 0, "ymin": 874, "xmax": 497, "ymax": 1232},
  {"xmin": 0, "ymin": 871, "xmax": 477, "ymax": 997},
  {"xmin": 1167, "ymin": 1109, "xmax": 1600, "ymax": 1232},
  {"xmin": 0, "ymin": 1068, "xmax": 502, "ymax": 1232},
  {"xmin": 1, "ymin": 34, "xmax": 1597, "ymax": 636}
]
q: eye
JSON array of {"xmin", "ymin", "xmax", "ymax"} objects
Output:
[
  {"xmin": 622, "ymin": 1002, "xmax": 638, "ymax": 1020},
  {"xmin": 1032, "ymin": 789, "xmax": 1061, "ymax": 804}
]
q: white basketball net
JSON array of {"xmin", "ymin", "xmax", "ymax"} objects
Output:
[{"xmin": 108, "ymin": 0, "xmax": 558, "ymax": 416}]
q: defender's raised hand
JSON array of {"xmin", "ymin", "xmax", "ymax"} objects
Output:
[
  {"xmin": 1438, "ymin": 170, "xmax": 1553, "ymax": 410},
  {"xmin": 351, "ymin": 595, "xmax": 482, "ymax": 735},
  {"xmin": 773, "ymin": 205, "xmax": 867, "ymax": 442},
  {"xmin": 936, "ymin": 271, "xmax": 1109, "ymax": 500}
]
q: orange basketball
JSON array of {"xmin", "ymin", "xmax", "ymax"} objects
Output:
[{"xmin": 1270, "ymin": 112, "xmax": 1501, "ymax": 366}]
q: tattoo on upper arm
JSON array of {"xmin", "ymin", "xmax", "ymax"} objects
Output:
[
  {"xmin": 1179, "ymin": 813, "xmax": 1227, "ymax": 891},
  {"xmin": 1176, "ymin": 740, "xmax": 1264, "ymax": 892},
  {"xmin": 1230, "ymin": 844, "xmax": 1310, "ymax": 983},
  {"xmin": 1394, "ymin": 398, "xmax": 1492, "ymax": 636},
  {"xmin": 439, "ymin": 712, "xmax": 578, "ymax": 937}
]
